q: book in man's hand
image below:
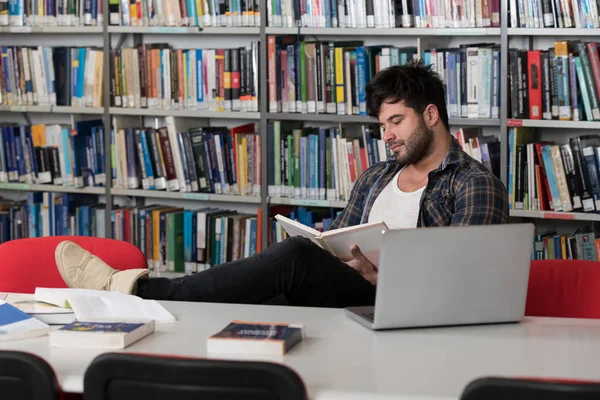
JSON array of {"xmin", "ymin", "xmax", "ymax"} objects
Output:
[
  {"xmin": 207, "ymin": 321, "xmax": 304, "ymax": 356},
  {"xmin": 49, "ymin": 320, "xmax": 155, "ymax": 349},
  {"xmin": 274, "ymin": 214, "xmax": 389, "ymax": 267}
]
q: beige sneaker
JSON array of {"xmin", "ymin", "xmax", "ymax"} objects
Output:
[{"xmin": 55, "ymin": 240, "xmax": 149, "ymax": 295}]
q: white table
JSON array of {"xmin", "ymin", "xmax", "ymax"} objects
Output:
[{"xmin": 2, "ymin": 299, "xmax": 600, "ymax": 400}]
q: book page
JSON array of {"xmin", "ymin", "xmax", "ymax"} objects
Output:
[
  {"xmin": 274, "ymin": 214, "xmax": 324, "ymax": 248},
  {"xmin": 35, "ymin": 288, "xmax": 176, "ymax": 324}
]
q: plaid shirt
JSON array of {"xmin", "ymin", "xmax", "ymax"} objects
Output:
[{"xmin": 328, "ymin": 137, "xmax": 508, "ymax": 230}]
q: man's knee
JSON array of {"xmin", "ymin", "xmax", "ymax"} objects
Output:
[{"xmin": 279, "ymin": 236, "xmax": 322, "ymax": 258}]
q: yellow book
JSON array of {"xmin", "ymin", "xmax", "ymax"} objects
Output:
[{"xmin": 334, "ymin": 47, "xmax": 345, "ymax": 115}]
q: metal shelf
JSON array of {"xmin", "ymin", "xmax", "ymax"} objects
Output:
[
  {"xmin": 508, "ymin": 119, "xmax": 600, "ymax": 129},
  {"xmin": 508, "ymin": 28, "xmax": 600, "ymax": 36},
  {"xmin": 0, "ymin": 105, "xmax": 52, "ymax": 113},
  {"xmin": 110, "ymin": 108, "xmax": 261, "ymax": 119},
  {"xmin": 111, "ymin": 188, "xmax": 262, "ymax": 204},
  {"xmin": 265, "ymin": 27, "xmax": 500, "ymax": 36},
  {"xmin": 268, "ymin": 113, "xmax": 500, "ymax": 126},
  {"xmin": 52, "ymin": 106, "xmax": 104, "ymax": 114},
  {"xmin": 108, "ymin": 26, "xmax": 259, "ymax": 34},
  {"xmin": 269, "ymin": 197, "xmax": 347, "ymax": 208},
  {"xmin": 0, "ymin": 26, "xmax": 102, "ymax": 33},
  {"xmin": 0, "ymin": 183, "xmax": 105, "ymax": 195},
  {"xmin": 510, "ymin": 209, "xmax": 600, "ymax": 221}
]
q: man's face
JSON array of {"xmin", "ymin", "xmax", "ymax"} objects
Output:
[{"xmin": 378, "ymin": 101, "xmax": 434, "ymax": 165}]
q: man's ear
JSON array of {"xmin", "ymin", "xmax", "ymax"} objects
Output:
[{"xmin": 424, "ymin": 104, "xmax": 440, "ymax": 127}]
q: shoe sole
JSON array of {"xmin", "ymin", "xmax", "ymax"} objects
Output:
[{"xmin": 55, "ymin": 240, "xmax": 77, "ymax": 288}]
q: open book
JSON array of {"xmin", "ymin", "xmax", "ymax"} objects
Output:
[
  {"xmin": 34, "ymin": 288, "xmax": 176, "ymax": 324},
  {"xmin": 274, "ymin": 214, "xmax": 388, "ymax": 267}
]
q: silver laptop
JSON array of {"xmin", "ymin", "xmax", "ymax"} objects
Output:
[{"xmin": 345, "ymin": 223, "xmax": 535, "ymax": 330}]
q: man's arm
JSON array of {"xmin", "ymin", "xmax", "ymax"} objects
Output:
[{"xmin": 451, "ymin": 173, "xmax": 509, "ymax": 226}]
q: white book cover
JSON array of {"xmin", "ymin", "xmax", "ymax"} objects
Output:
[{"xmin": 275, "ymin": 214, "xmax": 389, "ymax": 267}]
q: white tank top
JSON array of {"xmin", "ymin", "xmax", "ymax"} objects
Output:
[{"xmin": 367, "ymin": 168, "xmax": 425, "ymax": 229}]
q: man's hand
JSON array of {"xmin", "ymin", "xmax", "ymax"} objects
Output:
[{"xmin": 345, "ymin": 245, "xmax": 378, "ymax": 285}]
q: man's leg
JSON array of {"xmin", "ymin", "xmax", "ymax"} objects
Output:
[
  {"xmin": 55, "ymin": 237, "xmax": 376, "ymax": 308},
  {"xmin": 136, "ymin": 237, "xmax": 376, "ymax": 308}
]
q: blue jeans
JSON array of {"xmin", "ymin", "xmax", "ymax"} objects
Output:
[{"xmin": 135, "ymin": 237, "xmax": 376, "ymax": 308}]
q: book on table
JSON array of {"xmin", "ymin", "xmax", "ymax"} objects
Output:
[
  {"xmin": 49, "ymin": 320, "xmax": 155, "ymax": 349},
  {"xmin": 0, "ymin": 301, "xmax": 52, "ymax": 342},
  {"xmin": 274, "ymin": 214, "xmax": 388, "ymax": 267},
  {"xmin": 34, "ymin": 288, "xmax": 176, "ymax": 324},
  {"xmin": 207, "ymin": 320, "xmax": 305, "ymax": 356}
]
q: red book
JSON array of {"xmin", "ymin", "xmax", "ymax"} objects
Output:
[{"xmin": 528, "ymin": 50, "xmax": 542, "ymax": 120}]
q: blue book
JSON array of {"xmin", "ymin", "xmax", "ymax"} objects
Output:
[
  {"xmin": 49, "ymin": 321, "xmax": 154, "ymax": 349},
  {"xmin": 0, "ymin": 301, "xmax": 51, "ymax": 342}
]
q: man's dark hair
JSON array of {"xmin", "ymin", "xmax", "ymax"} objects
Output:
[{"xmin": 366, "ymin": 59, "xmax": 450, "ymax": 132}]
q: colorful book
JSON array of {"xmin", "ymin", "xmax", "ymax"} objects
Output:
[
  {"xmin": 49, "ymin": 320, "xmax": 155, "ymax": 349},
  {"xmin": 0, "ymin": 300, "xmax": 52, "ymax": 342}
]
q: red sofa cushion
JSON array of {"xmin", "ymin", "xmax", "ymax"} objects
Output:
[
  {"xmin": 526, "ymin": 259, "xmax": 600, "ymax": 319},
  {"xmin": 0, "ymin": 236, "xmax": 147, "ymax": 294}
]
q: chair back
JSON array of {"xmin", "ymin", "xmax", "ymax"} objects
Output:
[
  {"xmin": 526, "ymin": 259, "xmax": 600, "ymax": 319},
  {"xmin": 461, "ymin": 376, "xmax": 600, "ymax": 400},
  {"xmin": 0, "ymin": 350, "xmax": 60, "ymax": 400},
  {"xmin": 83, "ymin": 353, "xmax": 308, "ymax": 400},
  {"xmin": 0, "ymin": 236, "xmax": 147, "ymax": 293}
]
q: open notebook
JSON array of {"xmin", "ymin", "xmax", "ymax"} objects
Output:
[{"xmin": 34, "ymin": 288, "xmax": 176, "ymax": 324}]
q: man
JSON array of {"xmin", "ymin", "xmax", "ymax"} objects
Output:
[{"xmin": 54, "ymin": 60, "xmax": 508, "ymax": 308}]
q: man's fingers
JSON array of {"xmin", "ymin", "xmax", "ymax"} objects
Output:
[{"xmin": 351, "ymin": 245, "xmax": 362, "ymax": 257}]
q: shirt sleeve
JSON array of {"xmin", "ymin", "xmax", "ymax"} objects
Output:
[{"xmin": 450, "ymin": 173, "xmax": 509, "ymax": 226}]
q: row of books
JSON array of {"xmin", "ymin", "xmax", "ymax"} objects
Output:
[
  {"xmin": 266, "ymin": 123, "xmax": 500, "ymax": 202},
  {"xmin": 509, "ymin": 129, "xmax": 600, "ymax": 214},
  {"xmin": 454, "ymin": 128, "xmax": 501, "ymax": 177},
  {"xmin": 0, "ymin": 121, "xmax": 105, "ymax": 188},
  {"xmin": 266, "ymin": 122, "xmax": 391, "ymax": 201},
  {"xmin": 0, "ymin": 192, "xmax": 262, "ymax": 273},
  {"xmin": 0, "ymin": 0, "xmax": 103, "ymax": 26},
  {"xmin": 425, "ymin": 44, "xmax": 501, "ymax": 120},
  {"xmin": 0, "ymin": 193, "xmax": 105, "ymax": 242},
  {"xmin": 111, "ymin": 43, "xmax": 259, "ymax": 113},
  {"xmin": 0, "ymin": 46, "xmax": 104, "ymax": 108},
  {"xmin": 509, "ymin": 0, "xmax": 600, "ymax": 28},
  {"xmin": 268, "ymin": 39, "xmax": 416, "ymax": 115},
  {"xmin": 532, "ymin": 229, "xmax": 599, "ymax": 260},
  {"xmin": 109, "ymin": 0, "xmax": 261, "ymax": 27},
  {"xmin": 267, "ymin": 0, "xmax": 501, "ymax": 28},
  {"xmin": 508, "ymin": 42, "xmax": 600, "ymax": 121},
  {"xmin": 113, "ymin": 205, "xmax": 262, "ymax": 274},
  {"xmin": 112, "ymin": 117, "xmax": 261, "ymax": 196}
]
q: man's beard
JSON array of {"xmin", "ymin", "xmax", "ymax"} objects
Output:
[{"xmin": 391, "ymin": 120, "xmax": 435, "ymax": 165}]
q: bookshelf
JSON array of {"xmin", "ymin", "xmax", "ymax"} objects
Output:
[{"xmin": 2, "ymin": 0, "xmax": 600, "ymax": 265}]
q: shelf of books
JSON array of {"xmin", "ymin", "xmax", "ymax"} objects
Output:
[
  {"xmin": 508, "ymin": 28, "xmax": 600, "ymax": 36},
  {"xmin": 510, "ymin": 210, "xmax": 600, "ymax": 222},
  {"xmin": 0, "ymin": 27, "xmax": 103, "ymax": 33},
  {"xmin": 265, "ymin": 27, "xmax": 501, "ymax": 36},
  {"xmin": 0, "ymin": 183, "xmax": 105, "ymax": 195},
  {"xmin": 107, "ymin": 26, "xmax": 260, "ymax": 34},
  {"xmin": 110, "ymin": 109, "xmax": 261, "ymax": 120},
  {"xmin": 112, "ymin": 188, "xmax": 261, "ymax": 204},
  {"xmin": 269, "ymin": 197, "xmax": 348, "ymax": 209}
]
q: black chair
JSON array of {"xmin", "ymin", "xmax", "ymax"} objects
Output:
[
  {"xmin": 0, "ymin": 350, "xmax": 61, "ymax": 400},
  {"xmin": 461, "ymin": 377, "xmax": 600, "ymax": 400},
  {"xmin": 83, "ymin": 353, "xmax": 308, "ymax": 400}
]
